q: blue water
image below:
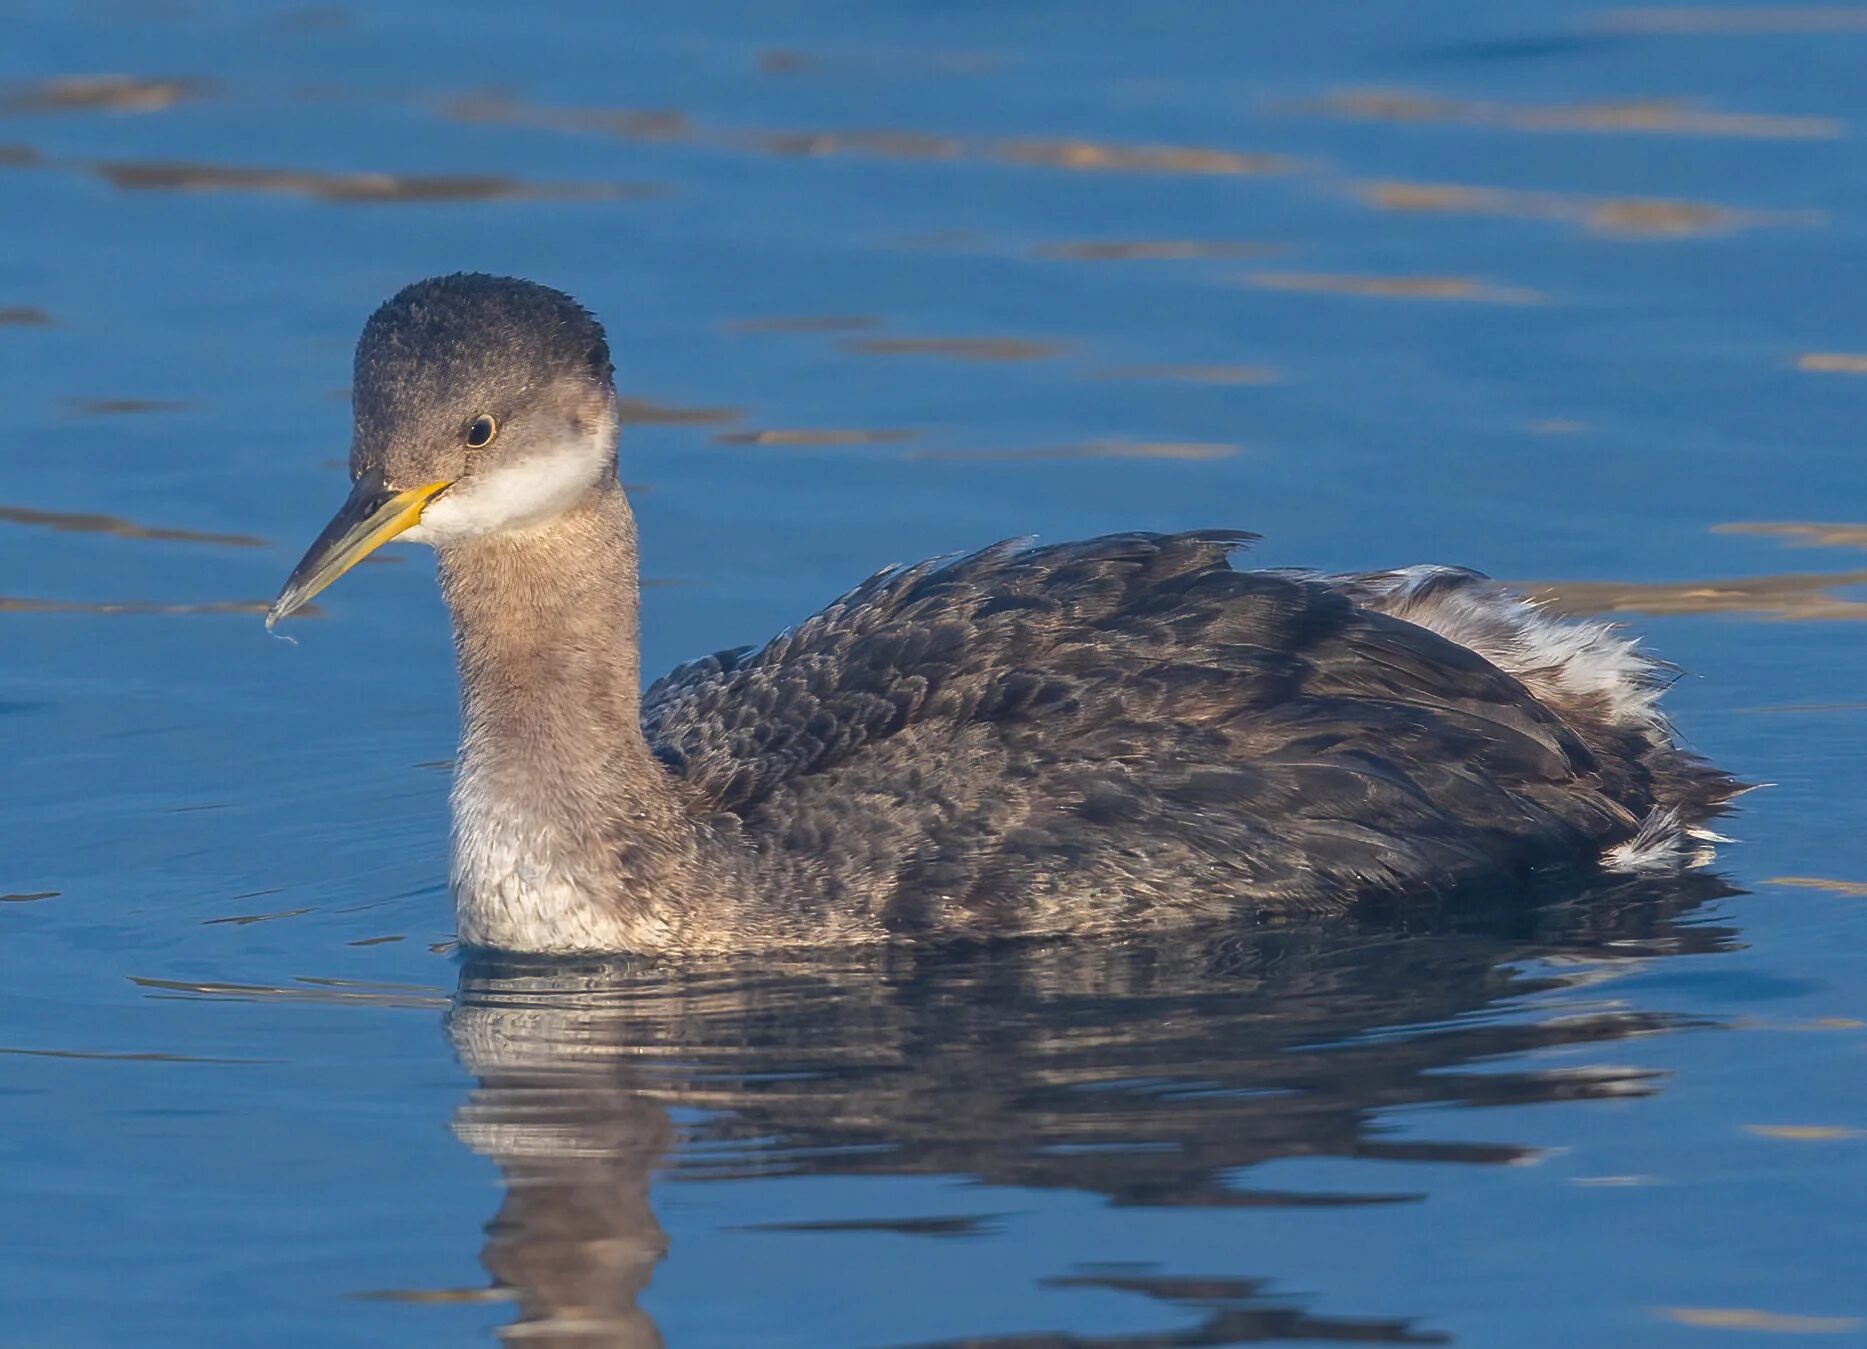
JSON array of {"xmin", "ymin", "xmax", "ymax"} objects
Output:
[{"xmin": 6, "ymin": 1, "xmax": 1867, "ymax": 1343}]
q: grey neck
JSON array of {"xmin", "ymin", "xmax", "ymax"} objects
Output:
[
  {"xmin": 435, "ymin": 481, "xmax": 705, "ymax": 951},
  {"xmin": 438, "ymin": 479, "xmax": 647, "ymax": 751}
]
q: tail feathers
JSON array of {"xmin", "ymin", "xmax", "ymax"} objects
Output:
[
  {"xmin": 1332, "ymin": 565, "xmax": 1752, "ymax": 877},
  {"xmin": 1331, "ymin": 565, "xmax": 1673, "ymax": 742},
  {"xmin": 1601, "ymin": 781, "xmax": 1757, "ymax": 876},
  {"xmin": 1602, "ymin": 808, "xmax": 1724, "ymax": 874}
]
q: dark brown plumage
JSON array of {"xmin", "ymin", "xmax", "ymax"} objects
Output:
[{"xmin": 643, "ymin": 532, "xmax": 1738, "ymax": 945}]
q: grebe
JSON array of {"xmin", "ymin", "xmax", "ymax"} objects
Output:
[{"xmin": 269, "ymin": 274, "xmax": 1738, "ymax": 954}]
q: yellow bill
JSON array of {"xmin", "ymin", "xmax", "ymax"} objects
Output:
[{"xmin": 267, "ymin": 471, "xmax": 451, "ymax": 629}]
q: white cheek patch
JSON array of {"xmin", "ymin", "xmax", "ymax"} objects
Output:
[{"xmin": 403, "ymin": 434, "xmax": 609, "ymax": 544}]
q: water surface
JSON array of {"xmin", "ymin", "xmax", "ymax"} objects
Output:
[{"xmin": 5, "ymin": 1, "xmax": 1867, "ymax": 1343}]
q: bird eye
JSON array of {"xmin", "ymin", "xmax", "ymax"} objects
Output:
[{"xmin": 465, "ymin": 414, "xmax": 498, "ymax": 448}]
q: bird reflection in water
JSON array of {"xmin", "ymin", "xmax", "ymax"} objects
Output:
[{"xmin": 444, "ymin": 877, "xmax": 1736, "ymax": 1346}]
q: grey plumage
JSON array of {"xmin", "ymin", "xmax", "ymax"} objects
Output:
[
  {"xmin": 274, "ymin": 274, "xmax": 1743, "ymax": 956},
  {"xmin": 644, "ymin": 531, "xmax": 1738, "ymax": 945}
]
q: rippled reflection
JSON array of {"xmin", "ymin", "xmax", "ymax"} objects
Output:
[
  {"xmin": 1244, "ymin": 273, "xmax": 1543, "ymax": 304},
  {"xmin": 0, "ymin": 129, "xmax": 653, "ymax": 204},
  {"xmin": 0, "ymin": 504, "xmax": 264, "ymax": 547},
  {"xmin": 1715, "ymin": 521, "xmax": 1867, "ymax": 549},
  {"xmin": 446, "ymin": 879, "xmax": 1734, "ymax": 1345},
  {"xmin": 712, "ymin": 428, "xmax": 916, "ymax": 447},
  {"xmin": 1035, "ymin": 241, "xmax": 1276, "ymax": 262},
  {"xmin": 910, "ymin": 441, "xmax": 1240, "ymax": 462},
  {"xmin": 0, "ymin": 75, "xmax": 211, "ymax": 115},
  {"xmin": 1798, "ymin": 353, "xmax": 1867, "ymax": 374},
  {"xmin": 440, "ymin": 95, "xmax": 1295, "ymax": 179},
  {"xmin": 1351, "ymin": 180, "xmax": 1818, "ymax": 237},
  {"xmin": 1298, "ymin": 89, "xmax": 1839, "ymax": 140},
  {"xmin": 901, "ymin": 1270, "xmax": 1453, "ymax": 1347},
  {"xmin": 613, "ymin": 396, "xmax": 743, "ymax": 426},
  {"xmin": 1093, "ymin": 364, "xmax": 1280, "ymax": 385},
  {"xmin": 60, "ymin": 396, "xmax": 193, "ymax": 416},
  {"xmin": 0, "ymin": 596, "xmax": 296, "ymax": 617},
  {"xmin": 1659, "ymin": 1307, "xmax": 1864, "ymax": 1333},
  {"xmin": 997, "ymin": 140, "xmax": 1292, "ymax": 176},
  {"xmin": 843, "ymin": 336, "xmax": 1068, "ymax": 361},
  {"xmin": 1529, "ymin": 570, "xmax": 1867, "ymax": 620},
  {"xmin": 1526, "ymin": 520, "xmax": 1867, "ymax": 619},
  {"xmin": 80, "ymin": 159, "xmax": 646, "ymax": 203}
]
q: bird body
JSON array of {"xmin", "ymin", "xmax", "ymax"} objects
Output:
[{"xmin": 271, "ymin": 275, "xmax": 1738, "ymax": 955}]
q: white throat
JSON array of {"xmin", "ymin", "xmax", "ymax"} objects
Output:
[{"xmin": 403, "ymin": 423, "xmax": 614, "ymax": 545}]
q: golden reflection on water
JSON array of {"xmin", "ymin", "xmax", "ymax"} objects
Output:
[
  {"xmin": 1035, "ymin": 239, "xmax": 1277, "ymax": 262},
  {"xmin": 80, "ymin": 159, "xmax": 648, "ymax": 203},
  {"xmin": 1353, "ymin": 180, "xmax": 1817, "ymax": 237},
  {"xmin": 1245, "ymin": 272, "xmax": 1544, "ymax": 303},
  {"xmin": 1528, "ymin": 520, "xmax": 1867, "ymax": 620},
  {"xmin": 0, "ymin": 505, "xmax": 264, "ymax": 547},
  {"xmin": 1716, "ymin": 521, "xmax": 1867, "ymax": 548},
  {"xmin": 1660, "ymin": 1308, "xmax": 1864, "ymax": 1333},
  {"xmin": 844, "ymin": 335, "xmax": 1068, "ymax": 361},
  {"xmin": 1744, "ymin": 1124, "xmax": 1866, "ymax": 1141},
  {"xmin": 711, "ymin": 428, "xmax": 916, "ymax": 447},
  {"xmin": 911, "ymin": 441, "xmax": 1239, "ymax": 462},
  {"xmin": 1767, "ymin": 876, "xmax": 1867, "ymax": 896},
  {"xmin": 440, "ymin": 94, "xmax": 1295, "ymax": 179},
  {"xmin": 735, "ymin": 128, "xmax": 963, "ymax": 160},
  {"xmin": 1302, "ymin": 88, "xmax": 1841, "ymax": 140},
  {"xmin": 1528, "ymin": 571, "xmax": 1867, "ymax": 621},
  {"xmin": 0, "ymin": 75, "xmax": 211, "ymax": 115},
  {"xmin": 997, "ymin": 139, "xmax": 1294, "ymax": 176},
  {"xmin": 1797, "ymin": 353, "xmax": 1867, "ymax": 374},
  {"xmin": 1094, "ymin": 364, "xmax": 1280, "ymax": 385}
]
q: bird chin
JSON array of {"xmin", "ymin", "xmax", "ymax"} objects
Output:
[{"xmin": 407, "ymin": 443, "xmax": 608, "ymax": 545}]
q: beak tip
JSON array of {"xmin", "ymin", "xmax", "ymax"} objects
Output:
[{"xmin": 265, "ymin": 585, "xmax": 304, "ymax": 631}]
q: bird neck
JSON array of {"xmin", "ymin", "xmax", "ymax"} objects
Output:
[{"xmin": 435, "ymin": 481, "xmax": 703, "ymax": 952}]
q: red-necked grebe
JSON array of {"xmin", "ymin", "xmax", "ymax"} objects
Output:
[{"xmin": 269, "ymin": 274, "xmax": 1740, "ymax": 955}]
